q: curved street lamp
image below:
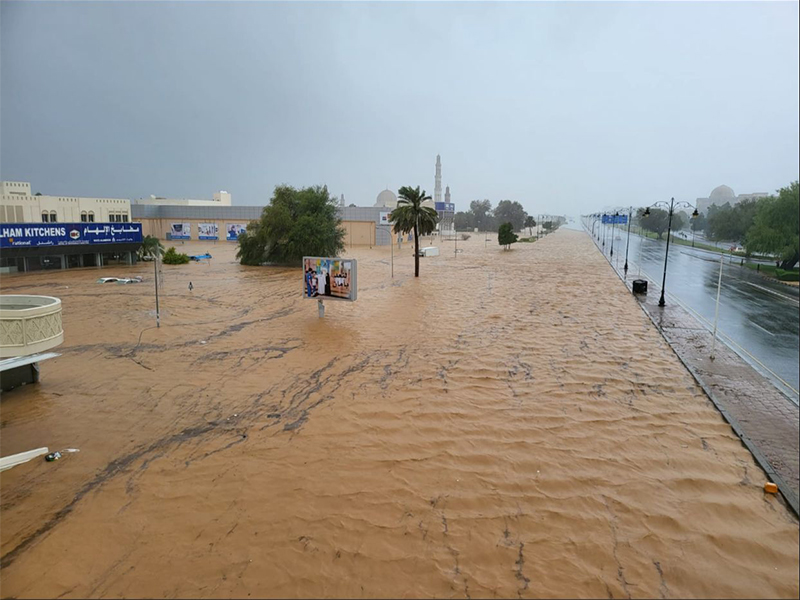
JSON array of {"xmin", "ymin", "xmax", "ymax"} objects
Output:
[{"xmin": 642, "ymin": 197, "xmax": 700, "ymax": 307}]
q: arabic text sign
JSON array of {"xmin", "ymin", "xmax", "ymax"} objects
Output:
[
  {"xmin": 435, "ymin": 202, "xmax": 455, "ymax": 213},
  {"xmin": 170, "ymin": 222, "xmax": 191, "ymax": 239},
  {"xmin": 303, "ymin": 257, "xmax": 357, "ymax": 302},
  {"xmin": 0, "ymin": 223, "xmax": 143, "ymax": 249},
  {"xmin": 198, "ymin": 223, "xmax": 219, "ymax": 240},
  {"xmin": 226, "ymin": 223, "xmax": 247, "ymax": 241},
  {"xmin": 601, "ymin": 214, "xmax": 628, "ymax": 224}
]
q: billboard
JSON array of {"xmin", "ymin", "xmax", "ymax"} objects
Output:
[
  {"xmin": 435, "ymin": 202, "xmax": 455, "ymax": 213},
  {"xmin": 170, "ymin": 222, "xmax": 191, "ymax": 239},
  {"xmin": 379, "ymin": 211, "xmax": 393, "ymax": 226},
  {"xmin": 226, "ymin": 223, "xmax": 247, "ymax": 241},
  {"xmin": 303, "ymin": 257, "xmax": 357, "ymax": 302},
  {"xmin": 601, "ymin": 214, "xmax": 628, "ymax": 224},
  {"xmin": 198, "ymin": 223, "xmax": 219, "ymax": 240},
  {"xmin": 0, "ymin": 223, "xmax": 143, "ymax": 249}
]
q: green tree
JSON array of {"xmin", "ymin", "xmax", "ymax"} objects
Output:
[
  {"xmin": 641, "ymin": 208, "xmax": 670, "ymax": 239},
  {"xmin": 162, "ymin": 247, "xmax": 190, "ymax": 265},
  {"xmin": 524, "ymin": 215, "xmax": 536, "ymax": 236},
  {"xmin": 494, "ymin": 200, "xmax": 527, "ymax": 232},
  {"xmin": 137, "ymin": 235, "xmax": 164, "ymax": 260},
  {"xmin": 469, "ymin": 199, "xmax": 494, "ymax": 231},
  {"xmin": 706, "ymin": 199, "xmax": 758, "ymax": 243},
  {"xmin": 237, "ymin": 185, "xmax": 345, "ymax": 266},
  {"xmin": 454, "ymin": 211, "xmax": 475, "ymax": 231},
  {"xmin": 390, "ymin": 185, "xmax": 439, "ymax": 277},
  {"xmin": 498, "ymin": 222, "xmax": 518, "ymax": 250},
  {"xmin": 691, "ymin": 212, "xmax": 707, "ymax": 232},
  {"xmin": 746, "ymin": 181, "xmax": 799, "ymax": 270}
]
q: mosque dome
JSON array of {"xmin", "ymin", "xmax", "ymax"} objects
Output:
[
  {"xmin": 709, "ymin": 185, "xmax": 735, "ymax": 199},
  {"xmin": 374, "ymin": 189, "xmax": 397, "ymax": 208}
]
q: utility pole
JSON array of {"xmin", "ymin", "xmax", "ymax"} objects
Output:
[{"xmin": 154, "ymin": 256, "xmax": 160, "ymax": 328}]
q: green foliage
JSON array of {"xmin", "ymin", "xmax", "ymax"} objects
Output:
[
  {"xmin": 390, "ymin": 185, "xmax": 439, "ymax": 277},
  {"xmin": 469, "ymin": 200, "xmax": 494, "ymax": 231},
  {"xmin": 162, "ymin": 247, "xmax": 190, "ymax": 265},
  {"xmin": 640, "ymin": 208, "xmax": 670, "ymax": 239},
  {"xmin": 524, "ymin": 215, "xmax": 536, "ymax": 235},
  {"xmin": 746, "ymin": 181, "xmax": 799, "ymax": 270},
  {"xmin": 706, "ymin": 199, "xmax": 758, "ymax": 243},
  {"xmin": 236, "ymin": 185, "xmax": 345, "ymax": 266},
  {"xmin": 744, "ymin": 263, "xmax": 799, "ymax": 281},
  {"xmin": 454, "ymin": 211, "xmax": 474, "ymax": 231},
  {"xmin": 138, "ymin": 235, "xmax": 164, "ymax": 260},
  {"xmin": 498, "ymin": 222, "xmax": 518, "ymax": 249},
  {"xmin": 494, "ymin": 200, "xmax": 527, "ymax": 232},
  {"xmin": 691, "ymin": 212, "xmax": 707, "ymax": 232}
]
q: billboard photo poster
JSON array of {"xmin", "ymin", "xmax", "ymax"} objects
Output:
[
  {"xmin": 226, "ymin": 223, "xmax": 247, "ymax": 241},
  {"xmin": 170, "ymin": 222, "xmax": 191, "ymax": 240},
  {"xmin": 303, "ymin": 257, "xmax": 357, "ymax": 302},
  {"xmin": 379, "ymin": 211, "xmax": 393, "ymax": 227},
  {"xmin": 198, "ymin": 223, "xmax": 219, "ymax": 240}
]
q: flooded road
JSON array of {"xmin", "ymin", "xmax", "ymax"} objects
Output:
[
  {"xmin": 1, "ymin": 231, "xmax": 798, "ymax": 598},
  {"xmin": 597, "ymin": 227, "xmax": 799, "ymax": 402}
]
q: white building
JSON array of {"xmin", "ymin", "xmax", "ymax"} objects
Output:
[
  {"xmin": 0, "ymin": 180, "xmax": 131, "ymax": 224},
  {"xmin": 133, "ymin": 190, "xmax": 232, "ymax": 207},
  {"xmin": 696, "ymin": 185, "xmax": 769, "ymax": 215}
]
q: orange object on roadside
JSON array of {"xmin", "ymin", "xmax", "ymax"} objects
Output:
[{"xmin": 764, "ymin": 482, "xmax": 779, "ymax": 494}]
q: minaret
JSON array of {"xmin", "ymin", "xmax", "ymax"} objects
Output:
[
  {"xmin": 445, "ymin": 185, "xmax": 451, "ymax": 204},
  {"xmin": 434, "ymin": 154, "xmax": 442, "ymax": 203},
  {"xmin": 340, "ymin": 194, "xmax": 345, "ymax": 208}
]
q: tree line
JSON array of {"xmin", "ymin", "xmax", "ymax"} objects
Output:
[
  {"xmin": 454, "ymin": 199, "xmax": 564, "ymax": 233},
  {"xmin": 634, "ymin": 181, "xmax": 798, "ymax": 270}
]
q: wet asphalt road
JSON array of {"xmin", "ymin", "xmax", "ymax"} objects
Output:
[{"xmin": 591, "ymin": 226, "xmax": 799, "ymax": 402}]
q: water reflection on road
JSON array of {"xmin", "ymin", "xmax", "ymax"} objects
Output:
[{"xmin": 597, "ymin": 227, "xmax": 799, "ymax": 401}]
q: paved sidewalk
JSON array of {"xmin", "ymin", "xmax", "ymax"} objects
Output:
[{"xmin": 592, "ymin": 233, "xmax": 800, "ymax": 515}]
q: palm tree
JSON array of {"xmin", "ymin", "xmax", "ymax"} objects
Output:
[
  {"xmin": 390, "ymin": 186, "xmax": 439, "ymax": 277},
  {"xmin": 138, "ymin": 235, "xmax": 165, "ymax": 261},
  {"xmin": 524, "ymin": 215, "xmax": 536, "ymax": 237}
]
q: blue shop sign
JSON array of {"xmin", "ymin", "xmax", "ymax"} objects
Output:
[
  {"xmin": 435, "ymin": 202, "xmax": 455, "ymax": 212},
  {"xmin": 0, "ymin": 223, "xmax": 143, "ymax": 248}
]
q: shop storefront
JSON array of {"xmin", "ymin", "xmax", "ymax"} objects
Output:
[{"xmin": 0, "ymin": 223, "xmax": 143, "ymax": 274}]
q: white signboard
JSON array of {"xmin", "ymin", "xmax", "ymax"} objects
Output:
[
  {"xmin": 379, "ymin": 211, "xmax": 393, "ymax": 226},
  {"xmin": 198, "ymin": 223, "xmax": 218, "ymax": 240},
  {"xmin": 170, "ymin": 223, "xmax": 190, "ymax": 239}
]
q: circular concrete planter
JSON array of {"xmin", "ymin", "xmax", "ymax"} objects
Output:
[{"xmin": 0, "ymin": 295, "xmax": 64, "ymax": 358}]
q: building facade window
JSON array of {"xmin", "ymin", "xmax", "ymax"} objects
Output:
[
  {"xmin": 122, "ymin": 214, "xmax": 129, "ymax": 222},
  {"xmin": 50, "ymin": 211, "xmax": 58, "ymax": 222},
  {"xmin": 81, "ymin": 211, "xmax": 88, "ymax": 222},
  {"xmin": 41, "ymin": 211, "xmax": 49, "ymax": 223},
  {"xmin": 88, "ymin": 211, "xmax": 95, "ymax": 222}
]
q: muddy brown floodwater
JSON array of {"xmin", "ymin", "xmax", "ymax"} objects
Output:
[{"xmin": 1, "ymin": 230, "xmax": 798, "ymax": 598}]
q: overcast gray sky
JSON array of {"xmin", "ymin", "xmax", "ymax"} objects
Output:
[{"xmin": 1, "ymin": 1, "xmax": 798, "ymax": 216}]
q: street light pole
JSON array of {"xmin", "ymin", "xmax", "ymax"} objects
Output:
[
  {"xmin": 154, "ymin": 255, "xmax": 160, "ymax": 328},
  {"xmin": 657, "ymin": 198, "xmax": 675, "ymax": 307},
  {"xmin": 710, "ymin": 252, "xmax": 723, "ymax": 360},
  {"xmin": 642, "ymin": 197, "xmax": 699, "ymax": 307},
  {"xmin": 623, "ymin": 206, "xmax": 632, "ymax": 276},
  {"xmin": 610, "ymin": 212, "xmax": 617, "ymax": 262}
]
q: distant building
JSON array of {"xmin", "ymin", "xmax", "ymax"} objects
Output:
[
  {"xmin": 0, "ymin": 180, "xmax": 141, "ymax": 274},
  {"xmin": 696, "ymin": 185, "xmax": 768, "ymax": 215},
  {"xmin": 133, "ymin": 190, "xmax": 232, "ymax": 207},
  {"xmin": 373, "ymin": 189, "xmax": 397, "ymax": 209}
]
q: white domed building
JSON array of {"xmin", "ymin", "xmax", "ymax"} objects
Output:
[
  {"xmin": 696, "ymin": 185, "xmax": 768, "ymax": 215},
  {"xmin": 374, "ymin": 189, "xmax": 397, "ymax": 209}
]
